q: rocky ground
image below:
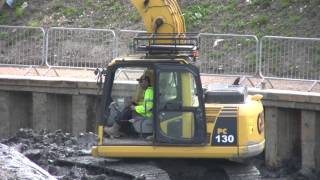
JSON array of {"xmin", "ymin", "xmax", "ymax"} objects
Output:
[
  {"xmin": 0, "ymin": 129, "xmax": 318, "ymax": 180},
  {"xmin": 0, "ymin": 129, "xmax": 126, "ymax": 180}
]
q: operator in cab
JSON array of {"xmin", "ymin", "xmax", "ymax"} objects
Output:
[{"xmin": 104, "ymin": 75, "xmax": 154, "ymax": 138}]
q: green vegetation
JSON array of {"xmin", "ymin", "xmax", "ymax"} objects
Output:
[
  {"xmin": 15, "ymin": 6, "xmax": 25, "ymax": 17},
  {"xmin": 62, "ymin": 7, "xmax": 80, "ymax": 17},
  {"xmin": 0, "ymin": 10, "xmax": 9, "ymax": 24},
  {"xmin": 251, "ymin": 0, "xmax": 272, "ymax": 8},
  {"xmin": 288, "ymin": 15, "xmax": 302, "ymax": 24},
  {"xmin": 84, "ymin": 0, "xmax": 94, "ymax": 7},
  {"xmin": 250, "ymin": 15, "xmax": 268, "ymax": 28},
  {"xmin": 52, "ymin": 0, "xmax": 64, "ymax": 11},
  {"xmin": 207, "ymin": 51, "xmax": 225, "ymax": 59},
  {"xmin": 0, "ymin": 32, "xmax": 9, "ymax": 40},
  {"xmin": 128, "ymin": 11, "xmax": 140, "ymax": 23},
  {"xmin": 27, "ymin": 20, "xmax": 41, "ymax": 27},
  {"xmin": 183, "ymin": 4, "xmax": 212, "ymax": 30},
  {"xmin": 0, "ymin": 0, "xmax": 318, "ymax": 39},
  {"xmin": 281, "ymin": 0, "xmax": 293, "ymax": 8}
]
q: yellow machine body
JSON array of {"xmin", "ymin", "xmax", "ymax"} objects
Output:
[{"xmin": 92, "ymin": 0, "xmax": 264, "ymax": 160}]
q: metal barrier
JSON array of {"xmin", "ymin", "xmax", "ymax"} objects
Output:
[
  {"xmin": 260, "ymin": 36, "xmax": 320, "ymax": 80},
  {"xmin": 1, "ymin": 26, "xmax": 320, "ymax": 91},
  {"xmin": 259, "ymin": 36, "xmax": 320, "ymax": 90},
  {"xmin": 199, "ymin": 33, "xmax": 259, "ymax": 77},
  {"xmin": 46, "ymin": 27, "xmax": 116, "ymax": 69},
  {"xmin": 116, "ymin": 29, "xmax": 146, "ymax": 57},
  {"xmin": 0, "ymin": 25, "xmax": 45, "ymax": 67}
]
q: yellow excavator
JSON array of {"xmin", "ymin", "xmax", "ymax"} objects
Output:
[{"xmin": 92, "ymin": 0, "xmax": 265, "ymax": 160}]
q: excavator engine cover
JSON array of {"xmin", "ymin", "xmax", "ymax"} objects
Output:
[{"xmin": 205, "ymin": 84, "xmax": 247, "ymax": 104}]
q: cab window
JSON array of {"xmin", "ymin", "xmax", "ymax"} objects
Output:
[{"xmin": 158, "ymin": 71, "xmax": 199, "ymax": 140}]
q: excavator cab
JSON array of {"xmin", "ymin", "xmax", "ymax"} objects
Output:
[{"xmin": 98, "ymin": 58, "xmax": 207, "ymax": 145}]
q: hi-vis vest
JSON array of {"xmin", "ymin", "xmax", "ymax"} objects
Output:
[{"xmin": 135, "ymin": 86, "xmax": 154, "ymax": 118}]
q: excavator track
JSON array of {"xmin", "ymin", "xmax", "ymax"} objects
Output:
[
  {"xmin": 55, "ymin": 156, "xmax": 261, "ymax": 180},
  {"xmin": 222, "ymin": 161, "xmax": 261, "ymax": 180},
  {"xmin": 55, "ymin": 156, "xmax": 170, "ymax": 180}
]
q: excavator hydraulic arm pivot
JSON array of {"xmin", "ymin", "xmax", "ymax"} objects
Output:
[{"xmin": 131, "ymin": 0, "xmax": 186, "ymax": 33}]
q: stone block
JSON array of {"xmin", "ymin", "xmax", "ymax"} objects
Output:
[
  {"xmin": 32, "ymin": 92, "xmax": 48, "ymax": 130},
  {"xmin": 301, "ymin": 110, "xmax": 319, "ymax": 172},
  {"xmin": 72, "ymin": 95, "xmax": 88, "ymax": 135},
  {"xmin": 0, "ymin": 91, "xmax": 10, "ymax": 138}
]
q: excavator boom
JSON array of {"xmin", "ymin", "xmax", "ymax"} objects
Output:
[{"xmin": 130, "ymin": 0, "xmax": 186, "ymax": 33}]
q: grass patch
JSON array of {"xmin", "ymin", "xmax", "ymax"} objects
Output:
[
  {"xmin": 110, "ymin": 1, "xmax": 122, "ymax": 12},
  {"xmin": 0, "ymin": 10, "xmax": 9, "ymax": 24},
  {"xmin": 288, "ymin": 15, "xmax": 302, "ymax": 23},
  {"xmin": 128, "ymin": 10, "xmax": 140, "ymax": 23},
  {"xmin": 27, "ymin": 20, "xmax": 41, "ymax": 27},
  {"xmin": 0, "ymin": 32, "xmax": 9, "ymax": 40},
  {"xmin": 250, "ymin": 15, "xmax": 269, "ymax": 28},
  {"xmin": 62, "ymin": 7, "xmax": 80, "ymax": 17},
  {"xmin": 84, "ymin": 0, "xmax": 94, "ymax": 7},
  {"xmin": 207, "ymin": 51, "xmax": 225, "ymax": 59},
  {"xmin": 183, "ymin": 4, "xmax": 211, "ymax": 29},
  {"xmin": 281, "ymin": 0, "xmax": 293, "ymax": 8},
  {"xmin": 251, "ymin": 0, "xmax": 272, "ymax": 8},
  {"xmin": 52, "ymin": 0, "xmax": 64, "ymax": 11},
  {"xmin": 15, "ymin": 7, "xmax": 25, "ymax": 17}
]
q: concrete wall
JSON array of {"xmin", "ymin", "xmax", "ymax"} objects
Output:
[
  {"xmin": 0, "ymin": 77, "xmax": 100, "ymax": 138},
  {"xmin": 0, "ymin": 91, "xmax": 32, "ymax": 138},
  {"xmin": 251, "ymin": 89, "xmax": 320, "ymax": 173},
  {"xmin": 0, "ymin": 77, "xmax": 320, "ymax": 173}
]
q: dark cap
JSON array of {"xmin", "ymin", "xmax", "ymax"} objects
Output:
[{"xmin": 137, "ymin": 76, "xmax": 150, "ymax": 84}]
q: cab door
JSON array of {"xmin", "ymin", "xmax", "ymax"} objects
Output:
[{"xmin": 155, "ymin": 64, "xmax": 207, "ymax": 145}]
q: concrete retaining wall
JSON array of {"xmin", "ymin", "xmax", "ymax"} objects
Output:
[
  {"xmin": 0, "ymin": 77, "xmax": 100, "ymax": 138},
  {"xmin": 251, "ymin": 89, "xmax": 320, "ymax": 172},
  {"xmin": 0, "ymin": 76, "xmax": 319, "ymax": 173}
]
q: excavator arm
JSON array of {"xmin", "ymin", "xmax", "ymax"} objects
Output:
[{"xmin": 130, "ymin": 0, "xmax": 186, "ymax": 33}]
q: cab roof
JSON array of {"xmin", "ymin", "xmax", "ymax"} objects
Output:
[{"xmin": 108, "ymin": 54, "xmax": 191, "ymax": 66}]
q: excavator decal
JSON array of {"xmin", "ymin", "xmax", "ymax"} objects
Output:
[{"xmin": 212, "ymin": 117, "xmax": 238, "ymax": 146}]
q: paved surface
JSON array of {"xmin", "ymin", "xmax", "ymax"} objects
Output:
[{"xmin": 1, "ymin": 66, "xmax": 320, "ymax": 92}]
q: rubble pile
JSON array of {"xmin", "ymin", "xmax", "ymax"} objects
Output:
[{"xmin": 0, "ymin": 143, "xmax": 56, "ymax": 180}]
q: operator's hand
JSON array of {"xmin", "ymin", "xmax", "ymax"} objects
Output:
[
  {"xmin": 130, "ymin": 105, "xmax": 136, "ymax": 111},
  {"xmin": 128, "ymin": 100, "xmax": 137, "ymax": 107}
]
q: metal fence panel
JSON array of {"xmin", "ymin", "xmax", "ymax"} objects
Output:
[
  {"xmin": 0, "ymin": 26, "xmax": 45, "ymax": 67},
  {"xmin": 260, "ymin": 36, "xmax": 320, "ymax": 80},
  {"xmin": 116, "ymin": 29, "xmax": 146, "ymax": 57},
  {"xmin": 46, "ymin": 27, "xmax": 116, "ymax": 69},
  {"xmin": 199, "ymin": 33, "xmax": 259, "ymax": 76}
]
